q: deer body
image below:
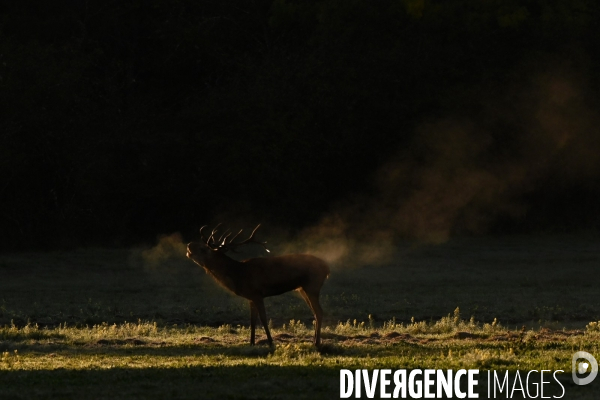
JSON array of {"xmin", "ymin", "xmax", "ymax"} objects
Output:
[{"xmin": 186, "ymin": 225, "xmax": 329, "ymax": 346}]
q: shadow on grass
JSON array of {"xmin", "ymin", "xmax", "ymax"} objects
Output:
[
  {"xmin": 11, "ymin": 342, "xmax": 355, "ymax": 358},
  {"xmin": 8, "ymin": 339, "xmax": 435, "ymax": 358},
  {"xmin": 0, "ymin": 364, "xmax": 339, "ymax": 400},
  {"xmin": 7, "ymin": 336, "xmax": 525, "ymax": 360},
  {"xmin": 0, "ymin": 329, "xmax": 66, "ymax": 342}
]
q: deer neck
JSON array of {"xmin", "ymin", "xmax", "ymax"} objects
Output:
[{"xmin": 203, "ymin": 254, "xmax": 241, "ymax": 294}]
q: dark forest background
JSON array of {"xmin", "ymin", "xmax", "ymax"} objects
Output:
[{"xmin": 1, "ymin": 0, "xmax": 600, "ymax": 251}]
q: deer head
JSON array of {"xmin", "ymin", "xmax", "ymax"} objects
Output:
[{"xmin": 186, "ymin": 224, "xmax": 269, "ymax": 267}]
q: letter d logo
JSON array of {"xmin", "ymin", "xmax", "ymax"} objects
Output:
[{"xmin": 572, "ymin": 351, "xmax": 598, "ymax": 385}]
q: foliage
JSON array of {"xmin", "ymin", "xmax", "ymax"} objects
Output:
[{"xmin": 586, "ymin": 321, "xmax": 600, "ymax": 332}]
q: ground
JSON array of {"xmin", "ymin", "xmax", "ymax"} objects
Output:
[{"xmin": 1, "ymin": 234, "xmax": 599, "ymax": 399}]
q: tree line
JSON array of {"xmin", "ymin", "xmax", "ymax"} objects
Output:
[{"xmin": 1, "ymin": 0, "xmax": 599, "ymax": 250}]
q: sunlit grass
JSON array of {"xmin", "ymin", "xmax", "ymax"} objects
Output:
[
  {"xmin": 2, "ymin": 315, "xmax": 599, "ymax": 398},
  {"xmin": 2, "ymin": 312, "xmax": 598, "ymax": 373}
]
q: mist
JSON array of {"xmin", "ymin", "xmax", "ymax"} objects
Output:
[
  {"xmin": 133, "ymin": 53, "xmax": 600, "ymax": 271},
  {"xmin": 280, "ymin": 54, "xmax": 600, "ymax": 266},
  {"xmin": 130, "ymin": 232, "xmax": 189, "ymax": 281}
]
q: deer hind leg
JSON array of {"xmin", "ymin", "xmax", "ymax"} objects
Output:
[
  {"xmin": 249, "ymin": 301, "xmax": 258, "ymax": 345},
  {"xmin": 299, "ymin": 288, "xmax": 323, "ymax": 346},
  {"xmin": 251, "ymin": 298, "xmax": 273, "ymax": 346}
]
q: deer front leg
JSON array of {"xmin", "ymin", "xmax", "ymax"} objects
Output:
[
  {"xmin": 250, "ymin": 301, "xmax": 258, "ymax": 345},
  {"xmin": 253, "ymin": 298, "xmax": 273, "ymax": 346}
]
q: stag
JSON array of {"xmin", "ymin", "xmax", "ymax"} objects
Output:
[{"xmin": 186, "ymin": 224, "xmax": 330, "ymax": 346}]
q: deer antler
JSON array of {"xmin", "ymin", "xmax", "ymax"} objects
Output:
[
  {"xmin": 199, "ymin": 225, "xmax": 211, "ymax": 243},
  {"xmin": 200, "ymin": 223, "xmax": 223, "ymax": 250},
  {"xmin": 217, "ymin": 229, "xmax": 232, "ymax": 245},
  {"xmin": 200, "ymin": 224, "xmax": 269, "ymax": 252},
  {"xmin": 221, "ymin": 224, "xmax": 270, "ymax": 253}
]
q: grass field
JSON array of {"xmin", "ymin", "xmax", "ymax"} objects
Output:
[{"xmin": 1, "ymin": 234, "xmax": 599, "ymax": 399}]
